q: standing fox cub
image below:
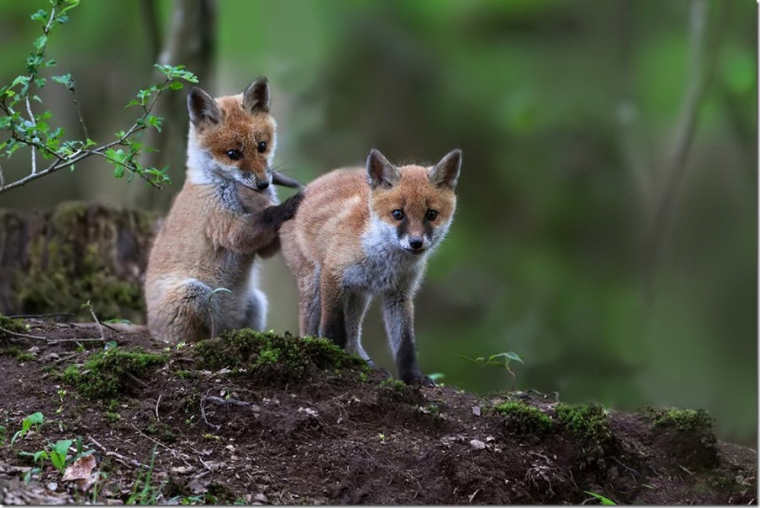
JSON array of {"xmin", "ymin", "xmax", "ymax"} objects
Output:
[
  {"xmin": 145, "ymin": 78, "xmax": 302, "ymax": 343},
  {"xmin": 280, "ymin": 148, "xmax": 462, "ymax": 385}
]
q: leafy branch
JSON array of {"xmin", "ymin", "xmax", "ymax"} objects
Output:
[{"xmin": 0, "ymin": 0, "xmax": 198, "ymax": 195}]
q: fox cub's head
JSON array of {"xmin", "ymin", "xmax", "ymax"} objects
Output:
[
  {"xmin": 186, "ymin": 78, "xmax": 276, "ymax": 191},
  {"xmin": 366, "ymin": 148, "xmax": 462, "ymax": 255}
]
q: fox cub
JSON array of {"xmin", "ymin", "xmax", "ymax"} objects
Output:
[
  {"xmin": 280, "ymin": 148, "xmax": 462, "ymax": 385},
  {"xmin": 145, "ymin": 78, "xmax": 303, "ymax": 343}
]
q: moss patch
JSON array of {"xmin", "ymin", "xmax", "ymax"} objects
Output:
[
  {"xmin": 11, "ymin": 201, "xmax": 156, "ymax": 322},
  {"xmin": 0, "ymin": 315, "xmax": 26, "ymax": 342},
  {"xmin": 193, "ymin": 329, "xmax": 367, "ymax": 384},
  {"xmin": 495, "ymin": 401, "xmax": 554, "ymax": 434},
  {"xmin": 648, "ymin": 407, "xmax": 713, "ymax": 432},
  {"xmin": 555, "ymin": 403, "xmax": 613, "ymax": 445},
  {"xmin": 63, "ymin": 347, "xmax": 166, "ymax": 400}
]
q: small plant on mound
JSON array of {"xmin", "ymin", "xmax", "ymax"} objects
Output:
[
  {"xmin": 555, "ymin": 403, "xmax": 614, "ymax": 448},
  {"xmin": 63, "ymin": 346, "xmax": 166, "ymax": 399},
  {"xmin": 644, "ymin": 406, "xmax": 718, "ymax": 469},
  {"xmin": 193, "ymin": 329, "xmax": 367, "ymax": 384},
  {"xmin": 495, "ymin": 400, "xmax": 554, "ymax": 434}
]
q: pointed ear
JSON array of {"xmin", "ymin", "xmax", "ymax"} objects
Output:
[
  {"xmin": 243, "ymin": 77, "xmax": 270, "ymax": 113},
  {"xmin": 428, "ymin": 149, "xmax": 462, "ymax": 189},
  {"xmin": 187, "ymin": 87, "xmax": 220, "ymax": 126},
  {"xmin": 366, "ymin": 149, "xmax": 400, "ymax": 189}
]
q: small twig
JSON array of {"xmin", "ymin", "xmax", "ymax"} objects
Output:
[
  {"xmin": 204, "ymin": 395, "xmax": 259, "ymax": 410},
  {"xmin": 155, "ymin": 394, "xmax": 162, "ymax": 422},
  {"xmin": 84, "ymin": 301, "xmax": 105, "ymax": 341},
  {"xmin": 0, "ymin": 325, "xmax": 46, "ymax": 341},
  {"xmin": 125, "ymin": 371, "xmax": 148, "ymax": 388},
  {"xmin": 88, "ymin": 435, "xmax": 144, "ymax": 469},
  {"xmin": 24, "ymin": 97, "xmax": 37, "ymax": 175},
  {"xmin": 129, "ymin": 423, "xmax": 172, "ymax": 451},
  {"xmin": 70, "ymin": 88, "xmax": 89, "ymax": 140},
  {"xmin": 200, "ymin": 388, "xmax": 221, "ymax": 431},
  {"xmin": 7, "ymin": 312, "xmax": 73, "ymax": 319}
]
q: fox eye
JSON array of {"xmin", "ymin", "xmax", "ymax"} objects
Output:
[
  {"xmin": 425, "ymin": 209, "xmax": 439, "ymax": 221},
  {"xmin": 226, "ymin": 149, "xmax": 243, "ymax": 160},
  {"xmin": 391, "ymin": 209, "xmax": 405, "ymax": 221},
  {"xmin": 257, "ymin": 141, "xmax": 267, "ymax": 153}
]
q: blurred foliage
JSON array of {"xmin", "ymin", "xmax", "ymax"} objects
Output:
[{"xmin": 0, "ymin": 0, "xmax": 755, "ymax": 445}]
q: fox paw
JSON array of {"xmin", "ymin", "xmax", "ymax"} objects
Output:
[{"xmin": 401, "ymin": 371, "xmax": 436, "ymax": 387}]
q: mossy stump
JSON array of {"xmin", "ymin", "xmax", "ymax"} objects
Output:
[{"xmin": 0, "ymin": 201, "xmax": 159, "ymax": 322}]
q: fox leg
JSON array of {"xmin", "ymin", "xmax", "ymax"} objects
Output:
[
  {"xmin": 343, "ymin": 291, "xmax": 372, "ymax": 364},
  {"xmin": 381, "ymin": 291, "xmax": 434, "ymax": 386},
  {"xmin": 149, "ymin": 278, "xmax": 224, "ymax": 343},
  {"xmin": 295, "ymin": 266, "xmax": 321, "ymax": 336},
  {"xmin": 244, "ymin": 288, "xmax": 268, "ymax": 331},
  {"xmin": 318, "ymin": 272, "xmax": 346, "ymax": 348}
]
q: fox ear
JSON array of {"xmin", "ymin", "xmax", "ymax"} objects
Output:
[
  {"xmin": 366, "ymin": 149, "xmax": 400, "ymax": 189},
  {"xmin": 187, "ymin": 87, "xmax": 220, "ymax": 126},
  {"xmin": 243, "ymin": 77, "xmax": 270, "ymax": 113},
  {"xmin": 428, "ymin": 149, "xmax": 462, "ymax": 189}
]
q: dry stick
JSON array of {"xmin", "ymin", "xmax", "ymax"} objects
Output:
[
  {"xmin": 200, "ymin": 388, "xmax": 221, "ymax": 431},
  {"xmin": 86, "ymin": 302, "xmax": 106, "ymax": 341},
  {"xmin": 88, "ymin": 435, "xmax": 144, "ymax": 469},
  {"xmin": 155, "ymin": 394, "xmax": 162, "ymax": 422},
  {"xmin": 204, "ymin": 395, "xmax": 260, "ymax": 409},
  {"xmin": 24, "ymin": 97, "xmax": 37, "ymax": 175},
  {"xmin": 0, "ymin": 325, "xmax": 46, "ymax": 341},
  {"xmin": 129, "ymin": 423, "xmax": 194, "ymax": 468}
]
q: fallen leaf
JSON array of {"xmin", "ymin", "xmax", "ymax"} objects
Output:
[
  {"xmin": 472, "ymin": 406, "xmax": 481, "ymax": 416},
  {"xmin": 62, "ymin": 454, "xmax": 97, "ymax": 491}
]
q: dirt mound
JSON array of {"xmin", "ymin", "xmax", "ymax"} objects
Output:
[{"xmin": 0, "ymin": 317, "xmax": 756, "ymax": 505}]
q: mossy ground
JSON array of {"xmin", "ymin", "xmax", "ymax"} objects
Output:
[
  {"xmin": 555, "ymin": 402, "xmax": 614, "ymax": 445},
  {"xmin": 495, "ymin": 400, "xmax": 554, "ymax": 434},
  {"xmin": 647, "ymin": 407, "xmax": 714, "ymax": 432},
  {"xmin": 0, "ymin": 318, "xmax": 755, "ymax": 505},
  {"xmin": 192, "ymin": 329, "xmax": 368, "ymax": 384},
  {"xmin": 63, "ymin": 347, "xmax": 166, "ymax": 400}
]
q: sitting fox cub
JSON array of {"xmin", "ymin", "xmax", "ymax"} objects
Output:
[
  {"xmin": 280, "ymin": 148, "xmax": 462, "ymax": 385},
  {"xmin": 145, "ymin": 78, "xmax": 302, "ymax": 343}
]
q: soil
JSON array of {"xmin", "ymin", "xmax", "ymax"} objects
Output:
[{"xmin": 0, "ymin": 317, "xmax": 756, "ymax": 505}]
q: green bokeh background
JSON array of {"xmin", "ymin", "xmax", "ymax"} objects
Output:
[{"xmin": 0, "ymin": 0, "xmax": 756, "ymax": 445}]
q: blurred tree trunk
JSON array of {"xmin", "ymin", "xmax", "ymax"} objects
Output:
[{"xmin": 129, "ymin": 0, "xmax": 217, "ymax": 211}]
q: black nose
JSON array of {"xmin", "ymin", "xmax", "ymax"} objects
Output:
[
  {"xmin": 409, "ymin": 238, "xmax": 423, "ymax": 250},
  {"xmin": 256, "ymin": 180, "xmax": 270, "ymax": 190}
]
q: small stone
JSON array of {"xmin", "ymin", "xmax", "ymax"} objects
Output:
[
  {"xmin": 254, "ymin": 493, "xmax": 268, "ymax": 503},
  {"xmin": 472, "ymin": 406, "xmax": 481, "ymax": 416},
  {"xmin": 469, "ymin": 439, "xmax": 486, "ymax": 450},
  {"xmin": 47, "ymin": 481, "xmax": 58, "ymax": 491}
]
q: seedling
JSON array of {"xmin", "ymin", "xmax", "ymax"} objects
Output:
[
  {"xmin": 127, "ymin": 446, "xmax": 163, "ymax": 505},
  {"xmin": 461, "ymin": 351, "xmax": 524, "ymax": 378},
  {"xmin": 11, "ymin": 411, "xmax": 44, "ymax": 444}
]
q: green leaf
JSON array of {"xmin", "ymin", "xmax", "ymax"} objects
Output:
[
  {"xmin": 52, "ymin": 73, "xmax": 74, "ymax": 90},
  {"xmin": 25, "ymin": 412, "xmax": 44, "ymax": 427},
  {"xmin": 30, "ymin": 9, "xmax": 48, "ymax": 22},
  {"xmin": 33, "ymin": 450, "xmax": 48, "ymax": 462},
  {"xmin": 113, "ymin": 166, "xmax": 124, "ymax": 178},
  {"xmin": 490, "ymin": 352, "xmax": 524, "ymax": 364},
  {"xmin": 146, "ymin": 114, "xmax": 163, "ymax": 132},
  {"xmin": 169, "ymin": 81, "xmax": 184, "ymax": 91},
  {"xmin": 33, "ymin": 35, "xmax": 47, "ymax": 52},
  {"xmin": 584, "ymin": 491, "xmax": 616, "ymax": 505},
  {"xmin": 53, "ymin": 439, "xmax": 73, "ymax": 457}
]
